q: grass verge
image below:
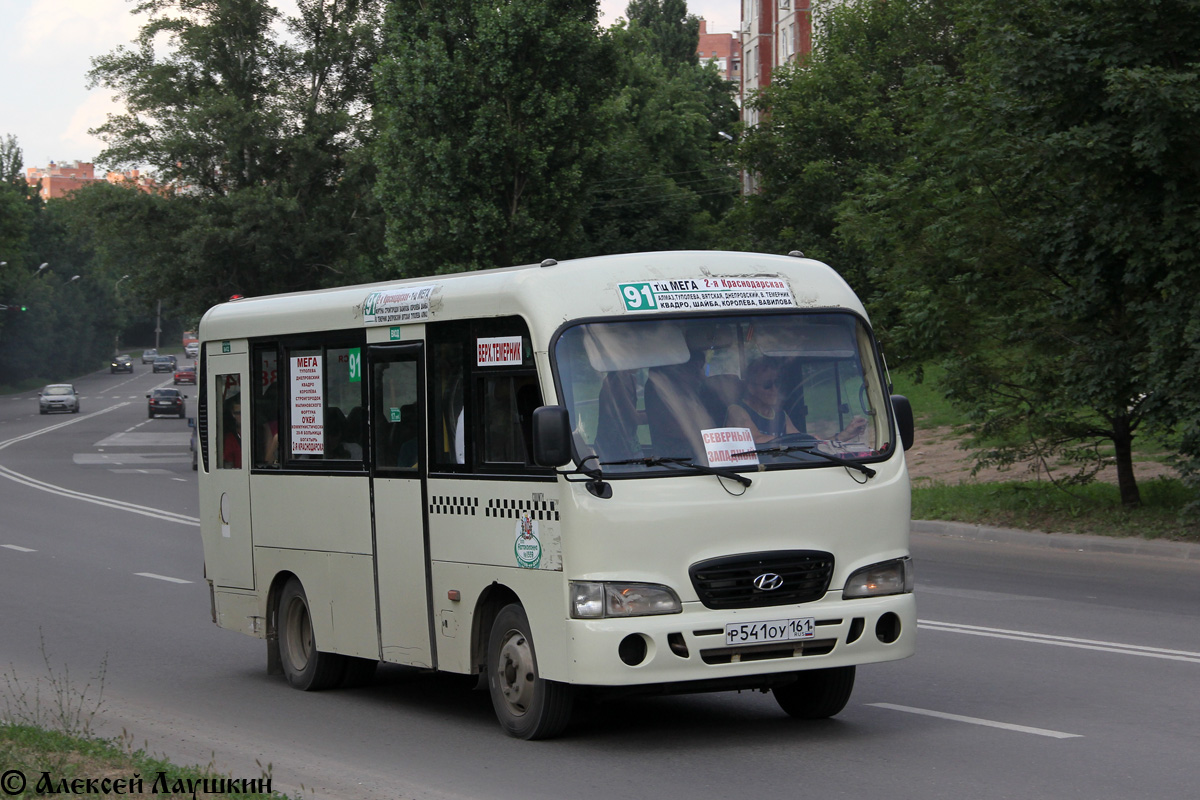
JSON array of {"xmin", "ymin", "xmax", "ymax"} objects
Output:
[
  {"xmin": 0, "ymin": 724, "xmax": 292, "ymax": 799},
  {"xmin": 913, "ymin": 477, "xmax": 1200, "ymax": 542},
  {"xmin": 2, "ymin": 637, "xmax": 296, "ymax": 799}
]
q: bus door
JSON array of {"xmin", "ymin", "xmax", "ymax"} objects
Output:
[
  {"xmin": 204, "ymin": 349, "xmax": 254, "ymax": 589},
  {"xmin": 368, "ymin": 343, "xmax": 434, "ymax": 668}
]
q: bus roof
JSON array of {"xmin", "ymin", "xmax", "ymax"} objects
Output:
[{"xmin": 197, "ymin": 251, "xmax": 866, "ymax": 344}]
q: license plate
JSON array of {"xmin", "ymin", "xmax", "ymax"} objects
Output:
[{"xmin": 725, "ymin": 617, "xmax": 816, "ymax": 646}]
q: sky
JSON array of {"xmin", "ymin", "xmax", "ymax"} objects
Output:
[{"xmin": 0, "ymin": 0, "xmax": 740, "ymax": 175}]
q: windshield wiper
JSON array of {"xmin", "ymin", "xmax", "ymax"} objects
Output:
[
  {"xmin": 734, "ymin": 444, "xmax": 876, "ymax": 478},
  {"xmin": 599, "ymin": 456, "xmax": 753, "ymax": 488}
]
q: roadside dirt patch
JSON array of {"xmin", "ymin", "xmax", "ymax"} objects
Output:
[{"xmin": 907, "ymin": 425, "xmax": 1177, "ymax": 486}]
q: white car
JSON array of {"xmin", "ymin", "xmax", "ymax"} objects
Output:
[
  {"xmin": 39, "ymin": 384, "xmax": 80, "ymax": 414},
  {"xmin": 184, "ymin": 342, "xmax": 199, "ymax": 358}
]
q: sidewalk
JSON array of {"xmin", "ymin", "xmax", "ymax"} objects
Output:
[{"xmin": 911, "ymin": 519, "xmax": 1200, "ymax": 561}]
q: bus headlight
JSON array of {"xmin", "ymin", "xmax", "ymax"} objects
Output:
[
  {"xmin": 570, "ymin": 582, "xmax": 682, "ymax": 618},
  {"xmin": 843, "ymin": 557, "xmax": 914, "ymax": 598}
]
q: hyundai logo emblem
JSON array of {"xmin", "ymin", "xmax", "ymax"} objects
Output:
[{"xmin": 753, "ymin": 572, "xmax": 784, "ymax": 591}]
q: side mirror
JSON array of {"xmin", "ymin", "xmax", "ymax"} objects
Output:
[
  {"xmin": 145, "ymin": 393, "xmax": 151, "ymax": 398},
  {"xmin": 891, "ymin": 394, "xmax": 915, "ymax": 452},
  {"xmin": 531, "ymin": 406, "xmax": 573, "ymax": 467}
]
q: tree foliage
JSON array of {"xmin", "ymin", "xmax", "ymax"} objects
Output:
[
  {"xmin": 835, "ymin": 0, "xmax": 1200, "ymax": 505},
  {"xmin": 85, "ymin": 0, "xmax": 386, "ymax": 312},
  {"xmin": 727, "ymin": 0, "xmax": 966, "ymax": 288},
  {"xmin": 374, "ymin": 0, "xmax": 616, "ymax": 275},
  {"xmin": 579, "ymin": 5, "xmax": 739, "ymax": 255}
]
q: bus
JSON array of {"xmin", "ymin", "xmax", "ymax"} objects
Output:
[{"xmin": 196, "ymin": 250, "xmax": 916, "ymax": 739}]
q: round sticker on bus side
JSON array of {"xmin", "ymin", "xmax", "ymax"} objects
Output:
[{"xmin": 514, "ymin": 513, "xmax": 541, "ymax": 569}]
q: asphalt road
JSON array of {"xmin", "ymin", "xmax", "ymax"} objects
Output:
[{"xmin": 1, "ymin": 366, "xmax": 1198, "ymax": 800}]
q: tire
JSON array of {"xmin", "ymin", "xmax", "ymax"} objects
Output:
[
  {"xmin": 277, "ymin": 577, "xmax": 346, "ymax": 690},
  {"xmin": 772, "ymin": 666, "xmax": 856, "ymax": 719},
  {"xmin": 148, "ymin": 411, "xmax": 154, "ymax": 419},
  {"xmin": 487, "ymin": 603, "xmax": 574, "ymax": 739}
]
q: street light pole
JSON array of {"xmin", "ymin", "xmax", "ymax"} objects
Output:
[{"xmin": 35, "ymin": 262, "xmax": 49, "ymax": 277}]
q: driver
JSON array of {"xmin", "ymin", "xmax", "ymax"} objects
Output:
[{"xmin": 724, "ymin": 359, "xmax": 800, "ymax": 443}]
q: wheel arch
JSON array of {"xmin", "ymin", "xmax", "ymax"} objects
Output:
[
  {"xmin": 265, "ymin": 570, "xmax": 300, "ymax": 676},
  {"xmin": 470, "ymin": 582, "xmax": 520, "ymax": 678}
]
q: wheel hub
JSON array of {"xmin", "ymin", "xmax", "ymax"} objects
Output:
[{"xmin": 496, "ymin": 629, "xmax": 535, "ymax": 716}]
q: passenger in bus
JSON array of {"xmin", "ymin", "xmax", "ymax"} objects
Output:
[
  {"xmin": 324, "ymin": 408, "xmax": 361, "ymax": 460},
  {"xmin": 222, "ymin": 398, "xmax": 242, "ymax": 468}
]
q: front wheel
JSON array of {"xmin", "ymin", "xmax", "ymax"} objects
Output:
[
  {"xmin": 773, "ymin": 666, "xmax": 855, "ymax": 719},
  {"xmin": 487, "ymin": 604, "xmax": 574, "ymax": 739},
  {"xmin": 277, "ymin": 577, "xmax": 346, "ymax": 690}
]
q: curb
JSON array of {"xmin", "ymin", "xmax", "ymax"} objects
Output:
[{"xmin": 911, "ymin": 519, "xmax": 1200, "ymax": 561}]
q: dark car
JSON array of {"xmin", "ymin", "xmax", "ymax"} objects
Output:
[
  {"xmin": 152, "ymin": 355, "xmax": 176, "ymax": 373},
  {"xmin": 39, "ymin": 384, "xmax": 80, "ymax": 414},
  {"xmin": 110, "ymin": 354, "xmax": 134, "ymax": 373},
  {"xmin": 147, "ymin": 388, "xmax": 186, "ymax": 418},
  {"xmin": 173, "ymin": 365, "xmax": 197, "ymax": 385}
]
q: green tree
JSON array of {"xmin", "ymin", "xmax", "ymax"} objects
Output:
[
  {"xmin": 579, "ymin": 14, "xmax": 738, "ymax": 255},
  {"xmin": 840, "ymin": 0, "xmax": 1200, "ymax": 506},
  {"xmin": 86, "ymin": 0, "xmax": 386, "ymax": 312},
  {"xmin": 624, "ymin": 0, "xmax": 700, "ymax": 69},
  {"xmin": 727, "ymin": 0, "xmax": 966, "ymax": 288},
  {"xmin": 374, "ymin": 0, "xmax": 615, "ymax": 275}
]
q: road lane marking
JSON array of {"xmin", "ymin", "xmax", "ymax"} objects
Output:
[
  {"xmin": 0, "ymin": 404, "xmax": 200, "ymax": 528},
  {"xmin": 2, "ymin": 545, "xmax": 37, "ymax": 553},
  {"xmin": 868, "ymin": 703, "xmax": 1082, "ymax": 739},
  {"xmin": 919, "ymin": 620, "xmax": 1200, "ymax": 664},
  {"xmin": 135, "ymin": 572, "xmax": 192, "ymax": 584}
]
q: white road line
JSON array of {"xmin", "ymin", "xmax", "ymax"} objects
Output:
[
  {"xmin": 135, "ymin": 572, "xmax": 192, "ymax": 584},
  {"xmin": 919, "ymin": 620, "xmax": 1200, "ymax": 664},
  {"xmin": 0, "ymin": 404, "xmax": 200, "ymax": 528},
  {"xmin": 2, "ymin": 544, "xmax": 37, "ymax": 553},
  {"xmin": 868, "ymin": 703, "xmax": 1083, "ymax": 739}
]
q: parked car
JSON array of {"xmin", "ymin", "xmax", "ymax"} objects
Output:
[
  {"xmin": 147, "ymin": 388, "xmax": 186, "ymax": 418},
  {"xmin": 152, "ymin": 355, "xmax": 176, "ymax": 373},
  {"xmin": 174, "ymin": 365, "xmax": 196, "ymax": 384},
  {"xmin": 110, "ymin": 354, "xmax": 134, "ymax": 373},
  {"xmin": 184, "ymin": 342, "xmax": 199, "ymax": 359},
  {"xmin": 39, "ymin": 384, "xmax": 80, "ymax": 414},
  {"xmin": 142, "ymin": 348, "xmax": 158, "ymax": 364}
]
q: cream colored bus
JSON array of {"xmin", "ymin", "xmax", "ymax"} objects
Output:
[{"xmin": 197, "ymin": 250, "xmax": 916, "ymax": 739}]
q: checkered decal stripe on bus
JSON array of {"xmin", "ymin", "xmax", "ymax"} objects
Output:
[
  {"xmin": 486, "ymin": 499, "xmax": 559, "ymax": 521},
  {"xmin": 429, "ymin": 496, "xmax": 478, "ymax": 516}
]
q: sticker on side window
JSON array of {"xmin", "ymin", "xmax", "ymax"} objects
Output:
[{"xmin": 477, "ymin": 336, "xmax": 523, "ymax": 366}]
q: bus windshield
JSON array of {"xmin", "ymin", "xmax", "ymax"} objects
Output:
[{"xmin": 554, "ymin": 313, "xmax": 894, "ymax": 475}]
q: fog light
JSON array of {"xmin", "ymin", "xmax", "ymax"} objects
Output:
[{"xmin": 618, "ymin": 634, "xmax": 648, "ymax": 666}]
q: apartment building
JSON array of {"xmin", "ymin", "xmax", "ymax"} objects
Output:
[
  {"xmin": 25, "ymin": 160, "xmax": 160, "ymax": 200},
  {"xmin": 697, "ymin": 18, "xmax": 742, "ymax": 90},
  {"xmin": 740, "ymin": 0, "xmax": 814, "ymax": 127}
]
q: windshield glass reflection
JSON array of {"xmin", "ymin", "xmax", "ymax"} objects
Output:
[{"xmin": 554, "ymin": 313, "xmax": 893, "ymax": 475}]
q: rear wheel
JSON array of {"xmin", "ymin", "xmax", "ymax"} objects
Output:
[
  {"xmin": 487, "ymin": 603, "xmax": 574, "ymax": 739},
  {"xmin": 277, "ymin": 577, "xmax": 346, "ymax": 690},
  {"xmin": 773, "ymin": 666, "xmax": 856, "ymax": 719}
]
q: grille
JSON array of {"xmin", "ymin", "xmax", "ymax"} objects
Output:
[{"xmin": 689, "ymin": 550, "xmax": 834, "ymax": 609}]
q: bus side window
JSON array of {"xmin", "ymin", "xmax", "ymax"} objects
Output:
[
  {"xmin": 373, "ymin": 359, "xmax": 419, "ymax": 472},
  {"xmin": 253, "ymin": 345, "xmax": 280, "ymax": 468},
  {"xmin": 480, "ymin": 374, "xmax": 541, "ymax": 465},
  {"xmin": 215, "ymin": 374, "xmax": 242, "ymax": 469}
]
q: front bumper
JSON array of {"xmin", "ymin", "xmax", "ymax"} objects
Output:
[{"xmin": 561, "ymin": 592, "xmax": 916, "ymax": 687}]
